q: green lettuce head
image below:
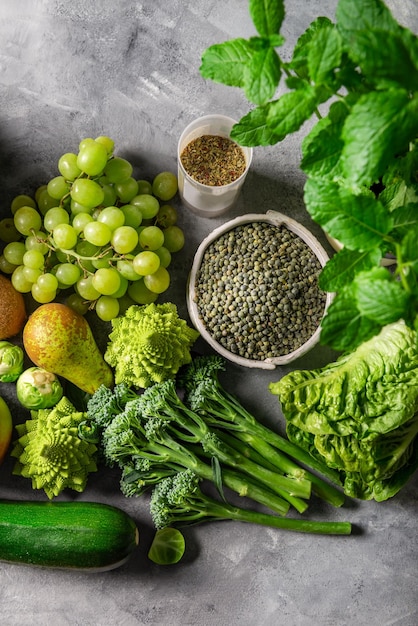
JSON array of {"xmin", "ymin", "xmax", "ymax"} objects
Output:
[
  {"xmin": 16, "ymin": 367, "xmax": 63, "ymax": 410},
  {"xmin": 0, "ymin": 341, "xmax": 24, "ymax": 383}
]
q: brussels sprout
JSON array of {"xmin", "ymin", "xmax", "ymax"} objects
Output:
[
  {"xmin": 16, "ymin": 367, "xmax": 63, "ymax": 410},
  {"xmin": 0, "ymin": 341, "xmax": 24, "ymax": 383}
]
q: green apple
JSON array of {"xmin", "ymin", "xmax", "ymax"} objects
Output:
[{"xmin": 0, "ymin": 396, "xmax": 12, "ymax": 465}]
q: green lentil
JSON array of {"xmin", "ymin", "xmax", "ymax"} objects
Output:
[{"xmin": 194, "ymin": 221, "xmax": 327, "ymax": 360}]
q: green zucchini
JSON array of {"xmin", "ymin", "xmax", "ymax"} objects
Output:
[{"xmin": 0, "ymin": 500, "xmax": 139, "ymax": 571}]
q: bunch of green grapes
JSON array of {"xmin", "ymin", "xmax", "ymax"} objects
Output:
[{"xmin": 0, "ymin": 136, "xmax": 185, "ymax": 321}]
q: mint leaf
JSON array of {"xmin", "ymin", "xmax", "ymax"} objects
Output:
[
  {"xmin": 304, "ymin": 179, "xmax": 393, "ymax": 251},
  {"xmin": 230, "ymin": 105, "xmax": 284, "ymax": 146},
  {"xmin": 243, "ymin": 46, "xmax": 281, "ymax": 105},
  {"xmin": 200, "ymin": 39, "xmax": 254, "ymax": 87},
  {"xmin": 289, "ymin": 17, "xmax": 333, "ymax": 80},
  {"xmin": 341, "ymin": 89, "xmax": 418, "ymax": 187},
  {"xmin": 249, "ymin": 0, "xmax": 285, "ymax": 37},
  {"xmin": 380, "ymin": 183, "xmax": 418, "ymax": 213},
  {"xmin": 390, "ymin": 203, "xmax": 418, "ymax": 236},
  {"xmin": 266, "ymin": 85, "xmax": 319, "ymax": 137},
  {"xmin": 320, "ymin": 286, "xmax": 382, "ymax": 351},
  {"xmin": 354, "ymin": 268, "xmax": 411, "ymax": 325},
  {"xmin": 348, "ymin": 30, "xmax": 418, "ymax": 91},
  {"xmin": 307, "ymin": 24, "xmax": 343, "ymax": 84},
  {"xmin": 319, "ymin": 247, "xmax": 382, "ymax": 292},
  {"xmin": 336, "ymin": 0, "xmax": 400, "ymax": 38},
  {"xmin": 301, "ymin": 116, "xmax": 345, "ymax": 179}
]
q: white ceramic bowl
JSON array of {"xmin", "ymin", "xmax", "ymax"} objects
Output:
[{"xmin": 187, "ymin": 211, "xmax": 333, "ymax": 369}]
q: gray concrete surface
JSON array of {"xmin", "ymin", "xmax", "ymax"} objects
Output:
[{"xmin": 0, "ymin": 1, "xmax": 417, "ymax": 625}]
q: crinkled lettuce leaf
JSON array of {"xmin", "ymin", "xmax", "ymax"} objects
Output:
[{"xmin": 270, "ymin": 321, "xmax": 418, "ymax": 500}]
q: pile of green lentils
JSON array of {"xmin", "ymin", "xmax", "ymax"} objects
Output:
[{"xmin": 194, "ymin": 221, "xmax": 327, "ymax": 360}]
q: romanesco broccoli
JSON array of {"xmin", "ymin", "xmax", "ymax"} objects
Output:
[
  {"xmin": 104, "ymin": 303, "xmax": 199, "ymax": 388},
  {"xmin": 11, "ymin": 396, "xmax": 97, "ymax": 498}
]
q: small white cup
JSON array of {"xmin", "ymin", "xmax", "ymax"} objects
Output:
[{"xmin": 177, "ymin": 114, "xmax": 253, "ymax": 217}]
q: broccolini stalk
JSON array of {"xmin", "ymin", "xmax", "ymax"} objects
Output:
[
  {"xmin": 150, "ymin": 470, "xmax": 352, "ymax": 536},
  {"xmin": 11, "ymin": 396, "xmax": 97, "ymax": 498},
  {"xmin": 99, "ymin": 399, "xmax": 291, "ymax": 516},
  {"xmin": 179, "ymin": 355, "xmax": 345, "ymax": 506},
  {"xmin": 138, "ymin": 380, "xmax": 312, "ymax": 502}
]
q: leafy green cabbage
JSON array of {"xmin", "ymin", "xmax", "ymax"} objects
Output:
[{"xmin": 270, "ymin": 321, "xmax": 418, "ymax": 501}]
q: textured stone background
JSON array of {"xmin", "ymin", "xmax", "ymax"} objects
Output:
[{"xmin": 0, "ymin": 1, "xmax": 417, "ymax": 625}]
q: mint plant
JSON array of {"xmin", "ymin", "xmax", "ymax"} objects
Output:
[{"xmin": 200, "ymin": 0, "xmax": 418, "ymax": 351}]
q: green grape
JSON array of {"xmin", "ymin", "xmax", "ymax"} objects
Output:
[
  {"xmin": 70, "ymin": 199, "xmax": 93, "ymax": 216},
  {"xmin": 31, "ymin": 282, "xmax": 56, "ymax": 304},
  {"xmin": 95, "ymin": 295, "xmax": 120, "ymax": 321},
  {"xmin": 37, "ymin": 188, "xmax": 59, "ymax": 215},
  {"xmin": 11, "ymin": 265, "xmax": 33, "ymax": 293},
  {"xmin": 76, "ymin": 275, "xmax": 101, "ymax": 301},
  {"xmin": 97, "ymin": 206, "xmax": 125, "ymax": 230},
  {"xmin": 35, "ymin": 185, "xmax": 47, "ymax": 204},
  {"xmin": 144, "ymin": 266, "xmax": 170, "ymax": 294},
  {"xmin": 65, "ymin": 292, "xmax": 90, "ymax": 315},
  {"xmin": 94, "ymin": 135, "xmax": 115, "ymax": 155},
  {"xmin": 132, "ymin": 250, "xmax": 160, "ymax": 276},
  {"xmin": 111, "ymin": 274, "xmax": 128, "ymax": 299},
  {"xmin": 76, "ymin": 240, "xmax": 99, "ymax": 257},
  {"xmin": 155, "ymin": 246, "xmax": 171, "ymax": 268},
  {"xmin": 0, "ymin": 217, "xmax": 21, "ymax": 243},
  {"xmin": 101, "ymin": 183, "xmax": 118, "ymax": 207},
  {"xmin": 92, "ymin": 249, "xmax": 113, "ymax": 269},
  {"xmin": 23, "ymin": 266, "xmax": 42, "ymax": 283},
  {"xmin": 152, "ymin": 171, "xmax": 178, "ymax": 201},
  {"xmin": 76, "ymin": 140, "xmax": 108, "ymax": 176},
  {"xmin": 163, "ymin": 225, "xmax": 185, "ymax": 252},
  {"xmin": 136, "ymin": 179, "xmax": 153, "ymax": 195},
  {"xmin": 55, "ymin": 248, "xmax": 71, "ymax": 263},
  {"xmin": 117, "ymin": 293, "xmax": 136, "ymax": 316},
  {"xmin": 4, "ymin": 241, "xmax": 27, "ymax": 266},
  {"xmin": 43, "ymin": 207, "xmax": 70, "ymax": 232},
  {"xmin": 52, "ymin": 223, "xmax": 78, "ymax": 249},
  {"xmin": 14, "ymin": 206, "xmax": 42, "ymax": 236},
  {"xmin": 91, "ymin": 267, "xmax": 121, "ymax": 296},
  {"xmin": 130, "ymin": 194, "xmax": 160, "ymax": 219},
  {"xmin": 120, "ymin": 204, "xmax": 143, "ymax": 228},
  {"xmin": 72, "ymin": 212, "xmax": 94, "ymax": 234},
  {"xmin": 37, "ymin": 272, "xmax": 59, "ymax": 292},
  {"xmin": 104, "ymin": 157, "xmax": 133, "ymax": 183},
  {"xmin": 116, "ymin": 258, "xmax": 142, "ymax": 282},
  {"xmin": 156, "ymin": 204, "xmax": 177, "ymax": 228},
  {"xmin": 47, "ymin": 176, "xmax": 71, "ymax": 200},
  {"xmin": 128, "ymin": 279, "xmax": 158, "ymax": 304},
  {"xmin": 139, "ymin": 225, "xmax": 164, "ymax": 251},
  {"xmin": 58, "ymin": 152, "xmax": 82, "ymax": 180},
  {"xmin": 0, "ymin": 254, "xmax": 17, "ymax": 274},
  {"xmin": 83, "ymin": 221, "xmax": 112, "ymax": 246},
  {"xmin": 55, "ymin": 263, "xmax": 81, "ymax": 286},
  {"xmin": 25, "ymin": 230, "xmax": 49, "ymax": 254},
  {"xmin": 71, "ymin": 178, "xmax": 105, "ymax": 208},
  {"xmin": 114, "ymin": 177, "xmax": 139, "ymax": 203},
  {"xmin": 11, "ymin": 194, "xmax": 37, "ymax": 214},
  {"xmin": 111, "ymin": 226, "xmax": 139, "ymax": 254},
  {"xmin": 23, "ymin": 249, "xmax": 45, "ymax": 270}
]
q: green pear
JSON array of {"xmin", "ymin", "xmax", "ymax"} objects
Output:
[{"xmin": 23, "ymin": 303, "xmax": 113, "ymax": 394}]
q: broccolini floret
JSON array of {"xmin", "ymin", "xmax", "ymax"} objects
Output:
[
  {"xmin": 179, "ymin": 355, "xmax": 345, "ymax": 507},
  {"xmin": 103, "ymin": 303, "xmax": 199, "ymax": 388},
  {"xmin": 150, "ymin": 470, "xmax": 352, "ymax": 536},
  {"xmin": 86, "ymin": 383, "xmax": 138, "ymax": 427}
]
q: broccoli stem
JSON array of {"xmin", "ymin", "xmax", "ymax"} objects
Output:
[
  {"xmin": 129, "ymin": 435, "xmax": 292, "ymax": 517},
  {"xmin": 229, "ymin": 429, "xmax": 345, "ymax": 508},
  {"xmin": 196, "ymin": 497, "xmax": 352, "ymax": 535},
  {"xmin": 188, "ymin": 380, "xmax": 342, "ymax": 488}
]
